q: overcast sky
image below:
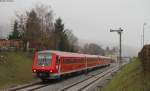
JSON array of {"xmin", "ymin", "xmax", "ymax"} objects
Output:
[{"xmin": 0, "ymin": 0, "xmax": 150, "ymax": 49}]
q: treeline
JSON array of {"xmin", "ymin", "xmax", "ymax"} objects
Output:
[
  {"xmin": 8, "ymin": 4, "xmax": 117, "ymax": 55},
  {"xmin": 8, "ymin": 4, "xmax": 78, "ymax": 52},
  {"xmin": 81, "ymin": 43, "xmax": 117, "ymax": 56}
]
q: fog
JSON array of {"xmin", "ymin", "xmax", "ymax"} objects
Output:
[{"xmin": 0, "ymin": 0, "xmax": 150, "ymax": 55}]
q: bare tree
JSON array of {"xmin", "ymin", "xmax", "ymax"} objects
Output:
[
  {"xmin": 15, "ymin": 14, "xmax": 28, "ymax": 50},
  {"xmin": 15, "ymin": 4, "xmax": 55, "ymax": 50},
  {"xmin": 65, "ymin": 29, "xmax": 78, "ymax": 52},
  {"xmin": 34, "ymin": 4, "xmax": 54, "ymax": 49},
  {"xmin": 10, "ymin": 4, "xmax": 79, "ymax": 52},
  {"xmin": 82, "ymin": 43, "xmax": 105, "ymax": 55}
]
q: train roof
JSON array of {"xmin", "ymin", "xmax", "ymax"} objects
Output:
[
  {"xmin": 38, "ymin": 50, "xmax": 85, "ymax": 57},
  {"xmin": 38, "ymin": 50, "xmax": 110, "ymax": 58}
]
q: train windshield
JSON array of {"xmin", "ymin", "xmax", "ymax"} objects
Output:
[{"xmin": 38, "ymin": 53, "xmax": 52, "ymax": 66}]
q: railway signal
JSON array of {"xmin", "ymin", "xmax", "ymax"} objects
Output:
[{"xmin": 110, "ymin": 28, "xmax": 123, "ymax": 65}]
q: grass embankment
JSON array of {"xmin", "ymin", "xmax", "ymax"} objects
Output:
[
  {"xmin": 0, "ymin": 52, "xmax": 36, "ymax": 89},
  {"xmin": 102, "ymin": 59, "xmax": 150, "ymax": 91}
]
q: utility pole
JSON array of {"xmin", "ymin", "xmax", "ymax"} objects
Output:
[
  {"xmin": 143, "ymin": 23, "xmax": 147, "ymax": 46},
  {"xmin": 110, "ymin": 28, "xmax": 123, "ymax": 65}
]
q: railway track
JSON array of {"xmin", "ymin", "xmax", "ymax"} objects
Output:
[
  {"xmin": 59, "ymin": 66, "xmax": 120, "ymax": 91},
  {"xmin": 9, "ymin": 81, "xmax": 49, "ymax": 91},
  {"xmin": 8, "ymin": 64, "xmax": 121, "ymax": 91}
]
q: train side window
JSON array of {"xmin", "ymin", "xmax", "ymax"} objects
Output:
[{"xmin": 56, "ymin": 56, "xmax": 60, "ymax": 64}]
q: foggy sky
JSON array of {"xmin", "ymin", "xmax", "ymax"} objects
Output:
[{"xmin": 0, "ymin": 0, "xmax": 150, "ymax": 49}]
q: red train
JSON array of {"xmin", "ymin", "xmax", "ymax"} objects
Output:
[{"xmin": 32, "ymin": 50, "xmax": 111, "ymax": 81}]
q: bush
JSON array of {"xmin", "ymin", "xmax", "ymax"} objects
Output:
[{"xmin": 138, "ymin": 45, "xmax": 150, "ymax": 72}]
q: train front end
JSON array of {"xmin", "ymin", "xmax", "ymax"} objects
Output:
[{"xmin": 32, "ymin": 51, "xmax": 58, "ymax": 81}]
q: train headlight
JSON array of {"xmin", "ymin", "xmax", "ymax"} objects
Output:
[
  {"xmin": 56, "ymin": 65, "xmax": 58, "ymax": 69},
  {"xmin": 33, "ymin": 70, "xmax": 36, "ymax": 72},
  {"xmin": 50, "ymin": 70, "xmax": 53, "ymax": 72}
]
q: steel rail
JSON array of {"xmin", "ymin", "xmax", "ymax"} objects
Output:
[{"xmin": 59, "ymin": 66, "xmax": 119, "ymax": 91}]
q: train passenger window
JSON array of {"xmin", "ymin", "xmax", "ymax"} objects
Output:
[
  {"xmin": 63, "ymin": 58, "xmax": 75, "ymax": 64},
  {"xmin": 63, "ymin": 58, "xmax": 86, "ymax": 64}
]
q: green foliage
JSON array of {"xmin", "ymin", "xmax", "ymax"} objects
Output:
[
  {"xmin": 54, "ymin": 18, "xmax": 64, "ymax": 33},
  {"xmin": 54, "ymin": 18, "xmax": 73, "ymax": 52}
]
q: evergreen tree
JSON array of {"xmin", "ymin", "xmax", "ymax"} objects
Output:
[
  {"xmin": 8, "ymin": 20, "xmax": 20, "ymax": 40},
  {"xmin": 54, "ymin": 18, "xmax": 69, "ymax": 51}
]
